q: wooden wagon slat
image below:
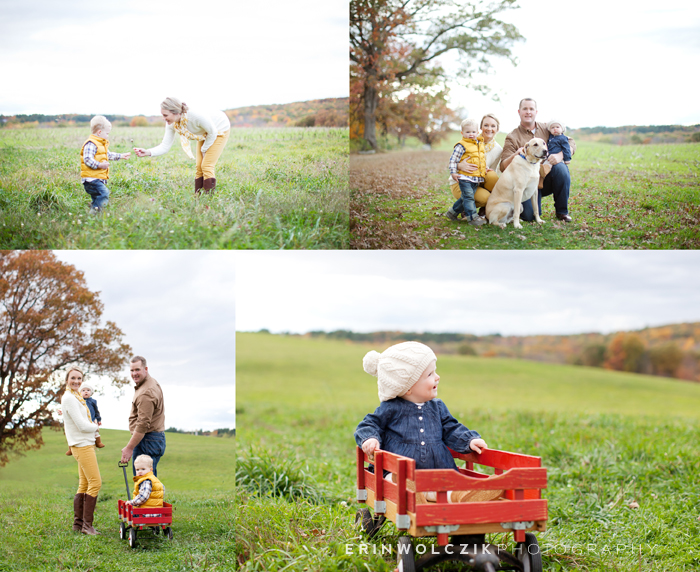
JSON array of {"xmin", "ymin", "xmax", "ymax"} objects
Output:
[
  {"xmin": 414, "ymin": 467, "xmax": 547, "ymax": 491},
  {"xmin": 414, "ymin": 499, "xmax": 548, "ymax": 527},
  {"xmin": 450, "ymin": 448, "xmax": 542, "ymax": 469}
]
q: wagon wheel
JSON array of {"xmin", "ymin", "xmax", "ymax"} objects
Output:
[
  {"xmin": 516, "ymin": 533, "xmax": 542, "ymax": 572},
  {"xmin": 164, "ymin": 526, "xmax": 173, "ymax": 540},
  {"xmin": 128, "ymin": 527, "xmax": 138, "ymax": 549},
  {"xmin": 397, "ymin": 537, "xmax": 416, "ymax": 572},
  {"xmin": 152, "ymin": 526, "xmax": 161, "ymax": 535},
  {"xmin": 354, "ymin": 507, "xmax": 386, "ymax": 539},
  {"xmin": 119, "ymin": 522, "xmax": 127, "ymax": 540}
]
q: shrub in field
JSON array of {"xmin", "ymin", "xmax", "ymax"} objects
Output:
[{"xmin": 236, "ymin": 447, "xmax": 324, "ymax": 503}]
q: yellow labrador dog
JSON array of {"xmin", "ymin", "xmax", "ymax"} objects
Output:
[{"xmin": 485, "ymin": 138, "xmax": 549, "ymax": 229}]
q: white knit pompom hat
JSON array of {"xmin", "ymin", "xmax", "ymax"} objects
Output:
[
  {"xmin": 363, "ymin": 342, "xmax": 437, "ymax": 402},
  {"xmin": 79, "ymin": 382, "xmax": 94, "ymax": 392},
  {"xmin": 547, "ymin": 119, "xmax": 565, "ymax": 134}
]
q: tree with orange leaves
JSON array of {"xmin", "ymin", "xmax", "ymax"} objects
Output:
[
  {"xmin": 0, "ymin": 251, "xmax": 132, "ymax": 466},
  {"xmin": 350, "ymin": 0, "xmax": 523, "ymax": 150}
]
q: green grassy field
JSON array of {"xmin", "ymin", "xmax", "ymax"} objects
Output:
[
  {"xmin": 0, "ymin": 429, "xmax": 238, "ymax": 571},
  {"xmin": 349, "ymin": 138, "xmax": 700, "ymax": 249},
  {"xmin": 0, "ymin": 126, "xmax": 349, "ymax": 249},
  {"xmin": 235, "ymin": 333, "xmax": 700, "ymax": 571}
]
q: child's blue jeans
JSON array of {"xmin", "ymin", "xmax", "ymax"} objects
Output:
[
  {"xmin": 452, "ymin": 179, "xmax": 478, "ymax": 220},
  {"xmin": 83, "ymin": 180, "xmax": 110, "ymax": 210}
]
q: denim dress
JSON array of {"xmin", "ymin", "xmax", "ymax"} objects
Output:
[
  {"xmin": 547, "ymin": 134, "xmax": 571, "ymax": 162},
  {"xmin": 354, "ymin": 398, "xmax": 481, "ymax": 470},
  {"xmin": 84, "ymin": 397, "xmax": 101, "ymax": 423}
]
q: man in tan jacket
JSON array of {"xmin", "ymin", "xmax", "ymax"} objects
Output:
[{"xmin": 120, "ymin": 356, "xmax": 166, "ymax": 476}]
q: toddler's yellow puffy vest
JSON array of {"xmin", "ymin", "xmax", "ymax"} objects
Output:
[
  {"xmin": 455, "ymin": 136, "xmax": 487, "ymax": 178},
  {"xmin": 80, "ymin": 135, "xmax": 110, "ymax": 179},
  {"xmin": 132, "ymin": 471, "xmax": 164, "ymax": 508}
]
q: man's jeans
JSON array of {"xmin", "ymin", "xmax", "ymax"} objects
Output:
[
  {"xmin": 452, "ymin": 179, "xmax": 479, "ymax": 220},
  {"xmin": 132, "ymin": 431, "xmax": 166, "ymax": 476},
  {"xmin": 520, "ymin": 162, "xmax": 570, "ymax": 221},
  {"xmin": 83, "ymin": 180, "xmax": 110, "ymax": 211}
]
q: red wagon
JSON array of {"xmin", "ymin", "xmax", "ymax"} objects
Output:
[
  {"xmin": 355, "ymin": 446, "xmax": 548, "ymax": 572},
  {"xmin": 117, "ymin": 462, "xmax": 173, "ymax": 549}
]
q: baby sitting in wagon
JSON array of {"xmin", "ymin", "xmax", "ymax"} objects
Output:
[
  {"xmin": 355, "ymin": 341, "xmax": 502, "ymax": 503},
  {"xmin": 126, "ymin": 454, "xmax": 165, "ymax": 516}
]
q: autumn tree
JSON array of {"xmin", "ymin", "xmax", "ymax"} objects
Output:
[
  {"xmin": 604, "ymin": 333, "xmax": 646, "ymax": 373},
  {"xmin": 0, "ymin": 251, "xmax": 132, "ymax": 466},
  {"xmin": 648, "ymin": 342, "xmax": 683, "ymax": 377},
  {"xmin": 350, "ymin": 0, "xmax": 523, "ymax": 150}
]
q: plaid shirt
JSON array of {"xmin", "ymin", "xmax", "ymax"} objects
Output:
[
  {"xmin": 82, "ymin": 142, "xmax": 126, "ymax": 182},
  {"xmin": 448, "ymin": 144, "xmax": 484, "ymax": 183},
  {"xmin": 131, "ymin": 478, "xmax": 153, "ymax": 506}
]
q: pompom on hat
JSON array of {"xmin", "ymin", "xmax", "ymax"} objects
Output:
[
  {"xmin": 363, "ymin": 342, "xmax": 437, "ymax": 402},
  {"xmin": 547, "ymin": 119, "xmax": 565, "ymax": 134}
]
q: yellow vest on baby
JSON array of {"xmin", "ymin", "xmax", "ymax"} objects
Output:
[
  {"xmin": 132, "ymin": 471, "xmax": 164, "ymax": 508},
  {"xmin": 80, "ymin": 135, "xmax": 110, "ymax": 180},
  {"xmin": 455, "ymin": 136, "xmax": 487, "ymax": 178}
]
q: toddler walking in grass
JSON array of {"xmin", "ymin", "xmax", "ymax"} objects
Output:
[
  {"xmin": 355, "ymin": 342, "xmax": 502, "ymax": 503},
  {"xmin": 79, "ymin": 115, "xmax": 130, "ymax": 213}
]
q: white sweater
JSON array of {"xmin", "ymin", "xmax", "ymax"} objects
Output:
[
  {"xmin": 61, "ymin": 391, "xmax": 98, "ymax": 447},
  {"xmin": 148, "ymin": 109, "xmax": 231, "ymax": 156}
]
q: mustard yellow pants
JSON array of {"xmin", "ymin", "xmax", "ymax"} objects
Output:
[
  {"xmin": 71, "ymin": 445, "xmax": 102, "ymax": 497},
  {"xmin": 196, "ymin": 130, "xmax": 230, "ymax": 179},
  {"xmin": 450, "ymin": 171, "xmax": 499, "ymax": 208}
]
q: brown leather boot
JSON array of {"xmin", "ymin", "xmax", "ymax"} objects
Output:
[
  {"xmin": 194, "ymin": 176, "xmax": 204, "ymax": 195},
  {"xmin": 81, "ymin": 494, "xmax": 100, "ymax": 535},
  {"xmin": 202, "ymin": 178, "xmax": 216, "ymax": 195},
  {"xmin": 72, "ymin": 493, "xmax": 85, "ymax": 531},
  {"xmin": 95, "ymin": 435, "xmax": 105, "ymax": 448},
  {"xmin": 66, "ymin": 448, "xmax": 73, "ymax": 456}
]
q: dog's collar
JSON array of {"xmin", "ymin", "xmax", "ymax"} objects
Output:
[{"xmin": 519, "ymin": 152, "xmax": 544, "ymax": 165}]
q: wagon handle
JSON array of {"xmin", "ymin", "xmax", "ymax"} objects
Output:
[{"xmin": 118, "ymin": 461, "xmax": 132, "ymax": 500}]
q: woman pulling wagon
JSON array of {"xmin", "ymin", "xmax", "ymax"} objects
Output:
[{"xmin": 133, "ymin": 97, "xmax": 231, "ymax": 195}]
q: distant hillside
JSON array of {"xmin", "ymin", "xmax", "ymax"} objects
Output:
[
  {"xmin": 569, "ymin": 124, "xmax": 700, "ymax": 144},
  {"xmin": 225, "ymin": 98, "xmax": 348, "ymax": 128},
  {"xmin": 0, "ymin": 97, "xmax": 349, "ymax": 129},
  {"xmin": 255, "ymin": 322, "xmax": 700, "ymax": 382}
]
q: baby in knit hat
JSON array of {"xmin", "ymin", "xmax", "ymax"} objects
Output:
[
  {"xmin": 546, "ymin": 120, "xmax": 571, "ymax": 165},
  {"xmin": 354, "ymin": 341, "xmax": 500, "ymax": 504}
]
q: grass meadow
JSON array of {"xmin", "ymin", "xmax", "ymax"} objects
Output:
[
  {"xmin": 0, "ymin": 429, "xmax": 238, "ymax": 571},
  {"xmin": 0, "ymin": 126, "xmax": 349, "ymax": 249},
  {"xmin": 235, "ymin": 333, "xmax": 700, "ymax": 571},
  {"xmin": 350, "ymin": 138, "xmax": 700, "ymax": 249}
]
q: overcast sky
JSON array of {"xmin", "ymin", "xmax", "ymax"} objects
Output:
[
  {"xmin": 236, "ymin": 251, "xmax": 700, "ymax": 336},
  {"xmin": 54, "ymin": 250, "xmax": 235, "ymax": 431},
  {"xmin": 0, "ymin": 0, "xmax": 348, "ymax": 115},
  {"xmin": 445, "ymin": 0, "xmax": 700, "ymax": 130}
]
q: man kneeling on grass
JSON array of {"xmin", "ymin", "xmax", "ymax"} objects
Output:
[{"xmin": 126, "ymin": 454, "xmax": 165, "ymax": 517}]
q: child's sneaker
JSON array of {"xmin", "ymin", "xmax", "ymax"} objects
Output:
[
  {"xmin": 444, "ymin": 208, "xmax": 459, "ymax": 222},
  {"xmin": 468, "ymin": 216, "xmax": 486, "ymax": 227}
]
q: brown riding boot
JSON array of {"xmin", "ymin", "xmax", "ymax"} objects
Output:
[
  {"xmin": 194, "ymin": 176, "xmax": 204, "ymax": 195},
  {"xmin": 81, "ymin": 494, "xmax": 100, "ymax": 535},
  {"xmin": 66, "ymin": 448, "xmax": 73, "ymax": 456},
  {"xmin": 95, "ymin": 435, "xmax": 105, "ymax": 448},
  {"xmin": 72, "ymin": 493, "xmax": 85, "ymax": 531},
  {"xmin": 202, "ymin": 178, "xmax": 216, "ymax": 195}
]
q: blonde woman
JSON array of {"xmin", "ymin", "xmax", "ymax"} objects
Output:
[
  {"xmin": 61, "ymin": 368, "xmax": 101, "ymax": 535},
  {"xmin": 133, "ymin": 97, "xmax": 231, "ymax": 195},
  {"xmin": 449, "ymin": 114, "xmax": 502, "ymax": 215}
]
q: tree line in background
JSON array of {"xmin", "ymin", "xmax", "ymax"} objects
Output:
[
  {"xmin": 299, "ymin": 323, "xmax": 700, "ymax": 382},
  {"xmin": 0, "ymin": 98, "xmax": 348, "ymax": 130}
]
